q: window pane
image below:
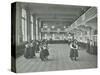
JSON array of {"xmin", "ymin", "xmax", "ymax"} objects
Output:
[
  {"xmin": 21, "ymin": 8, "xmax": 27, "ymax": 42},
  {"xmin": 31, "ymin": 15, "xmax": 34, "ymax": 40},
  {"xmin": 22, "ymin": 19, "xmax": 25, "ymax": 41},
  {"xmin": 22, "ymin": 9, "xmax": 25, "ymax": 17},
  {"xmin": 24, "ymin": 19, "xmax": 27, "ymax": 41}
]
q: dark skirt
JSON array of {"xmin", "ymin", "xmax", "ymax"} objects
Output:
[
  {"xmin": 32, "ymin": 47, "xmax": 36, "ymax": 56},
  {"xmin": 70, "ymin": 49, "xmax": 78, "ymax": 58},
  {"xmin": 35, "ymin": 45, "xmax": 40, "ymax": 52},
  {"xmin": 24, "ymin": 47, "xmax": 35, "ymax": 58},
  {"xmin": 44, "ymin": 50, "xmax": 49, "ymax": 56},
  {"xmin": 40, "ymin": 49, "xmax": 49, "ymax": 60},
  {"xmin": 24, "ymin": 47, "xmax": 30, "ymax": 58},
  {"xmin": 40, "ymin": 50, "xmax": 45, "ymax": 60}
]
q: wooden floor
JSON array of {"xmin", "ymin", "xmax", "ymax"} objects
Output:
[{"xmin": 16, "ymin": 44, "xmax": 97, "ymax": 73}]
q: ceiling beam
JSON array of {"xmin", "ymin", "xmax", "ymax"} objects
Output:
[{"xmin": 40, "ymin": 18, "xmax": 73, "ymax": 22}]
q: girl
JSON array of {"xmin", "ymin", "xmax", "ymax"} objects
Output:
[
  {"xmin": 70, "ymin": 40, "xmax": 78, "ymax": 61},
  {"xmin": 24, "ymin": 42, "xmax": 30, "ymax": 58},
  {"xmin": 40, "ymin": 43, "xmax": 49, "ymax": 61}
]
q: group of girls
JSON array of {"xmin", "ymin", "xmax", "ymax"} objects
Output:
[{"xmin": 24, "ymin": 39, "xmax": 50, "ymax": 61}]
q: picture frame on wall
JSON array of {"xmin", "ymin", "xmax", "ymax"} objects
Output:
[{"xmin": 11, "ymin": 2, "xmax": 97, "ymax": 73}]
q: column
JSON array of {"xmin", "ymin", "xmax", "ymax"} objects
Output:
[
  {"xmin": 38, "ymin": 19, "xmax": 41, "ymax": 40},
  {"xmin": 33, "ymin": 14, "xmax": 36, "ymax": 41}
]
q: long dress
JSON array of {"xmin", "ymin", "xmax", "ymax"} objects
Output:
[
  {"xmin": 29, "ymin": 46, "xmax": 33, "ymax": 58},
  {"xmin": 40, "ymin": 49, "xmax": 45, "ymax": 61},
  {"xmin": 70, "ymin": 44, "xmax": 78, "ymax": 58},
  {"xmin": 87, "ymin": 41, "xmax": 90, "ymax": 53},
  {"xmin": 24, "ymin": 44, "xmax": 30, "ymax": 58},
  {"xmin": 36, "ymin": 44, "xmax": 40, "ymax": 52},
  {"xmin": 24, "ymin": 43, "xmax": 35, "ymax": 58},
  {"xmin": 40, "ymin": 46, "xmax": 49, "ymax": 61},
  {"xmin": 32, "ymin": 42, "xmax": 36, "ymax": 56}
]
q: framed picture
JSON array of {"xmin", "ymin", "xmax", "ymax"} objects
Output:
[{"xmin": 11, "ymin": 2, "xmax": 97, "ymax": 73}]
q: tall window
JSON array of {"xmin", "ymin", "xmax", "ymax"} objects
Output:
[
  {"xmin": 31, "ymin": 15, "xmax": 34, "ymax": 40},
  {"xmin": 36, "ymin": 19, "xmax": 38, "ymax": 40},
  {"xmin": 21, "ymin": 8, "xmax": 27, "ymax": 41}
]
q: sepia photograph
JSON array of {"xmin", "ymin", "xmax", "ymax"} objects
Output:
[{"xmin": 11, "ymin": 2, "xmax": 97, "ymax": 73}]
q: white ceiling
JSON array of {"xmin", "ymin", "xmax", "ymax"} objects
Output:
[{"xmin": 20, "ymin": 2, "xmax": 91, "ymax": 29}]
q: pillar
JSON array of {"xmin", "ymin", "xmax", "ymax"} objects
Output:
[
  {"xmin": 38, "ymin": 19, "xmax": 41, "ymax": 40},
  {"xmin": 36, "ymin": 18, "xmax": 39, "ymax": 40},
  {"xmin": 33, "ymin": 14, "xmax": 36, "ymax": 41}
]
